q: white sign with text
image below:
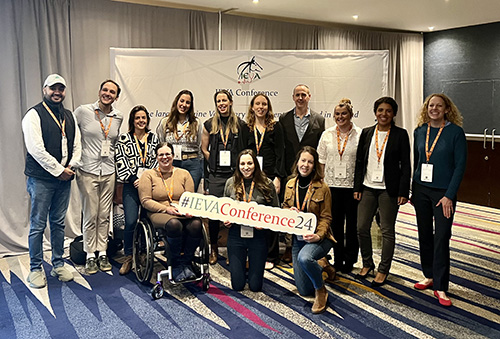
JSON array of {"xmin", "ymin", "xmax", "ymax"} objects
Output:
[{"xmin": 175, "ymin": 192, "xmax": 317, "ymax": 236}]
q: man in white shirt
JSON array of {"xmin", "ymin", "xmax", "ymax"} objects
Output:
[
  {"xmin": 74, "ymin": 80, "xmax": 123, "ymax": 274},
  {"xmin": 22, "ymin": 74, "xmax": 81, "ymax": 288}
]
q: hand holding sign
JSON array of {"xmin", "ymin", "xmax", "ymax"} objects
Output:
[{"xmin": 176, "ymin": 192, "xmax": 316, "ymax": 236}]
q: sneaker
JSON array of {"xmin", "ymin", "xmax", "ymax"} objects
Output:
[
  {"xmin": 50, "ymin": 265, "xmax": 74, "ymax": 282},
  {"xmin": 265, "ymin": 261, "xmax": 275, "ymax": 270},
  {"xmin": 98, "ymin": 255, "xmax": 112, "ymax": 272},
  {"xmin": 27, "ymin": 271, "xmax": 47, "ymax": 289},
  {"xmin": 86, "ymin": 257, "xmax": 99, "ymax": 274},
  {"xmin": 119, "ymin": 255, "xmax": 133, "ymax": 275},
  {"xmin": 183, "ymin": 265, "xmax": 196, "ymax": 280}
]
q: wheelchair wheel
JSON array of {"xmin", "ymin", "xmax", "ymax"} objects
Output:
[
  {"xmin": 151, "ymin": 283, "xmax": 164, "ymax": 300},
  {"xmin": 133, "ymin": 219, "xmax": 154, "ymax": 283}
]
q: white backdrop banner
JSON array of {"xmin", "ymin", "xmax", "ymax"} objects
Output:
[{"xmin": 110, "ymin": 49, "xmax": 388, "ymax": 131}]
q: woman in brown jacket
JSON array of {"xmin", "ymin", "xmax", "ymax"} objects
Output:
[{"xmin": 282, "ymin": 146, "xmax": 335, "ymax": 314}]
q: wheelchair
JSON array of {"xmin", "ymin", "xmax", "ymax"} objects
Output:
[{"xmin": 132, "ymin": 215, "xmax": 211, "ymax": 300}]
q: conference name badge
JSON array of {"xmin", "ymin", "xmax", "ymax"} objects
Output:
[
  {"xmin": 219, "ymin": 150, "xmax": 231, "ymax": 166},
  {"xmin": 61, "ymin": 135, "xmax": 68, "ymax": 158},
  {"xmin": 240, "ymin": 225, "xmax": 254, "ymax": 238},
  {"xmin": 101, "ymin": 140, "xmax": 111, "ymax": 157},
  {"xmin": 372, "ymin": 167, "xmax": 383, "ymax": 183},
  {"xmin": 334, "ymin": 162, "xmax": 347, "ymax": 179},
  {"xmin": 174, "ymin": 192, "xmax": 317, "ymax": 236},
  {"xmin": 257, "ymin": 156, "xmax": 264, "ymax": 170},
  {"xmin": 173, "ymin": 144, "xmax": 182, "ymax": 161},
  {"xmin": 421, "ymin": 163, "xmax": 433, "ymax": 182}
]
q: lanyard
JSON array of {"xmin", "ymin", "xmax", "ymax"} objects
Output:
[
  {"xmin": 336, "ymin": 125, "xmax": 351, "ymax": 160},
  {"xmin": 219, "ymin": 125, "xmax": 230, "ymax": 149},
  {"xmin": 94, "ymin": 109, "xmax": 113, "ymax": 139},
  {"xmin": 241, "ymin": 179, "xmax": 255, "ymax": 202},
  {"xmin": 158, "ymin": 168, "xmax": 175, "ymax": 202},
  {"xmin": 43, "ymin": 102, "xmax": 66, "ymax": 137},
  {"xmin": 133, "ymin": 133, "xmax": 149, "ymax": 166},
  {"xmin": 295, "ymin": 179, "xmax": 313, "ymax": 211},
  {"xmin": 425, "ymin": 121, "xmax": 445, "ymax": 163},
  {"xmin": 375, "ymin": 125, "xmax": 390, "ymax": 164},
  {"xmin": 175, "ymin": 121, "xmax": 189, "ymax": 141},
  {"xmin": 253, "ymin": 127, "xmax": 266, "ymax": 155}
]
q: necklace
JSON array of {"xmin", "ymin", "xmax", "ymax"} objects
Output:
[{"xmin": 297, "ymin": 182, "xmax": 311, "ymax": 189}]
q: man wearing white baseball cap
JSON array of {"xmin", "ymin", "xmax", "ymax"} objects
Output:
[{"xmin": 22, "ymin": 74, "xmax": 81, "ymax": 288}]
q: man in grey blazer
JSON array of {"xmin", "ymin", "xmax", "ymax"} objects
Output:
[{"xmin": 278, "ymin": 84, "xmax": 325, "ymax": 262}]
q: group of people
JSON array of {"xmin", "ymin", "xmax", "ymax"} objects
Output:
[{"xmin": 22, "ymin": 74, "xmax": 467, "ymax": 315}]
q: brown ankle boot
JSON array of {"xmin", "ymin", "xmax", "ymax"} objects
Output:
[
  {"xmin": 119, "ymin": 255, "xmax": 133, "ymax": 275},
  {"xmin": 209, "ymin": 244, "xmax": 218, "ymax": 265},
  {"xmin": 281, "ymin": 247, "xmax": 292, "ymax": 263},
  {"xmin": 318, "ymin": 257, "xmax": 336, "ymax": 283},
  {"xmin": 312, "ymin": 285, "xmax": 328, "ymax": 314}
]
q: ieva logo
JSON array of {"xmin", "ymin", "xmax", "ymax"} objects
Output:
[{"xmin": 237, "ymin": 56, "xmax": 263, "ymax": 84}]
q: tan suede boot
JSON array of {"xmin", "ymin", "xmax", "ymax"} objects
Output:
[
  {"xmin": 312, "ymin": 285, "xmax": 328, "ymax": 314},
  {"xmin": 318, "ymin": 257, "xmax": 336, "ymax": 283},
  {"xmin": 209, "ymin": 244, "xmax": 218, "ymax": 265},
  {"xmin": 119, "ymin": 255, "xmax": 133, "ymax": 275}
]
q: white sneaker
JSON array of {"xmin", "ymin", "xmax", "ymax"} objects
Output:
[
  {"xmin": 27, "ymin": 271, "xmax": 47, "ymax": 288},
  {"xmin": 50, "ymin": 266, "xmax": 74, "ymax": 282}
]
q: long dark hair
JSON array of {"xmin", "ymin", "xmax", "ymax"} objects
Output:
[
  {"xmin": 232, "ymin": 149, "xmax": 273, "ymax": 203},
  {"xmin": 290, "ymin": 146, "xmax": 323, "ymax": 183},
  {"xmin": 127, "ymin": 105, "xmax": 151, "ymax": 133},
  {"xmin": 163, "ymin": 89, "xmax": 198, "ymax": 141}
]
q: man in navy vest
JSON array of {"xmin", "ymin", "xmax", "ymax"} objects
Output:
[{"xmin": 22, "ymin": 74, "xmax": 81, "ymax": 288}]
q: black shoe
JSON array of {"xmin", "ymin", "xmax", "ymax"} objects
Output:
[
  {"xmin": 333, "ymin": 262, "xmax": 344, "ymax": 271},
  {"xmin": 371, "ymin": 273, "xmax": 388, "ymax": 287},
  {"xmin": 341, "ymin": 263, "xmax": 354, "ymax": 273},
  {"xmin": 355, "ymin": 264, "xmax": 375, "ymax": 279}
]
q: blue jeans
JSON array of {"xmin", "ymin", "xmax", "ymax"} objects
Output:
[
  {"xmin": 227, "ymin": 225, "xmax": 267, "ymax": 291},
  {"xmin": 26, "ymin": 176, "xmax": 71, "ymax": 271},
  {"xmin": 122, "ymin": 182, "xmax": 140, "ymax": 256},
  {"xmin": 173, "ymin": 158, "xmax": 202, "ymax": 192},
  {"xmin": 292, "ymin": 236, "xmax": 334, "ymax": 296}
]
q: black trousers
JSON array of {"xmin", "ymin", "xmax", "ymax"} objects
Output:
[
  {"xmin": 330, "ymin": 187, "xmax": 359, "ymax": 268},
  {"xmin": 412, "ymin": 182, "xmax": 456, "ymax": 291},
  {"xmin": 208, "ymin": 172, "xmax": 231, "ymax": 245}
]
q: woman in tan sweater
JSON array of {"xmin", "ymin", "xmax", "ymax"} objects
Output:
[{"xmin": 138, "ymin": 142, "xmax": 202, "ymax": 283}]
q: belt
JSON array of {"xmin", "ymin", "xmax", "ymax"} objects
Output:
[{"xmin": 182, "ymin": 152, "xmax": 199, "ymax": 160}]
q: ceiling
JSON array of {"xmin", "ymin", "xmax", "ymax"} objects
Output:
[{"xmin": 116, "ymin": 0, "xmax": 500, "ymax": 32}]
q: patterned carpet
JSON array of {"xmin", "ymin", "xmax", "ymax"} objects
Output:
[{"xmin": 1, "ymin": 202, "xmax": 499, "ymax": 338}]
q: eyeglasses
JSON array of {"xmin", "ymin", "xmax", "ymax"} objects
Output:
[{"xmin": 158, "ymin": 153, "xmax": 172, "ymax": 158}]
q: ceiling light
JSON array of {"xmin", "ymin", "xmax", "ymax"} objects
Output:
[
  {"xmin": 428, "ymin": 26, "xmax": 434, "ymax": 31},
  {"xmin": 253, "ymin": 0, "xmax": 259, "ymax": 3},
  {"xmin": 352, "ymin": 15, "xmax": 359, "ymax": 20}
]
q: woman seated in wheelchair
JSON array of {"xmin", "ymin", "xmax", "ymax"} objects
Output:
[
  {"xmin": 138, "ymin": 142, "xmax": 202, "ymax": 283},
  {"xmin": 223, "ymin": 149, "xmax": 279, "ymax": 291}
]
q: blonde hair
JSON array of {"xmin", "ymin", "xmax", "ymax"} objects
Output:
[
  {"xmin": 210, "ymin": 90, "xmax": 239, "ymax": 134},
  {"xmin": 335, "ymin": 98, "xmax": 354, "ymax": 117},
  {"xmin": 417, "ymin": 93, "xmax": 463, "ymax": 127},
  {"xmin": 246, "ymin": 93, "xmax": 276, "ymax": 132}
]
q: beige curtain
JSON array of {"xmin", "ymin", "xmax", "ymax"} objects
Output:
[{"xmin": 0, "ymin": 0, "xmax": 422, "ymax": 257}]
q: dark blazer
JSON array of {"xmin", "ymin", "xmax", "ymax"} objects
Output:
[
  {"xmin": 353, "ymin": 123, "xmax": 411, "ymax": 198},
  {"xmin": 279, "ymin": 109, "xmax": 325, "ymax": 177}
]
